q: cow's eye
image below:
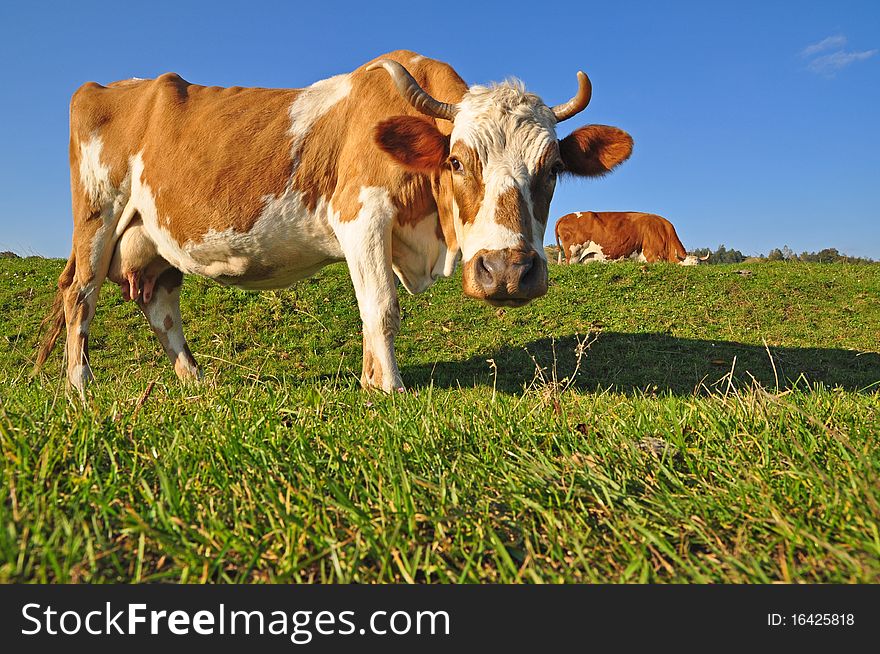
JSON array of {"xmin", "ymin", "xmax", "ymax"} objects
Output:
[{"xmin": 448, "ymin": 157, "xmax": 464, "ymax": 173}]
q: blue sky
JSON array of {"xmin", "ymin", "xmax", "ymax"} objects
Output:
[{"xmin": 0, "ymin": 0, "xmax": 878, "ymax": 258}]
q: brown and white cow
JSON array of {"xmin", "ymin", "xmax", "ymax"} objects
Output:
[
  {"xmin": 35, "ymin": 50, "xmax": 633, "ymax": 393},
  {"xmin": 555, "ymin": 212, "xmax": 708, "ymax": 265}
]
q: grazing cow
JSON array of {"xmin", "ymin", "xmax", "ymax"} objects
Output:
[
  {"xmin": 35, "ymin": 50, "xmax": 633, "ymax": 393},
  {"xmin": 555, "ymin": 212, "xmax": 708, "ymax": 265}
]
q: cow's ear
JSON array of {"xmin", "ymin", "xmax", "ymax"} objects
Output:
[
  {"xmin": 559, "ymin": 125, "xmax": 633, "ymax": 177},
  {"xmin": 374, "ymin": 116, "xmax": 449, "ymax": 172}
]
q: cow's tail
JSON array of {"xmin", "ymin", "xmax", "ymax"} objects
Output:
[
  {"xmin": 33, "ymin": 251, "xmax": 76, "ymax": 375},
  {"xmin": 555, "ymin": 223, "xmax": 563, "ymax": 265}
]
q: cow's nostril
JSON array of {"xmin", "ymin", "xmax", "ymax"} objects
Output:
[
  {"xmin": 513, "ymin": 252, "xmax": 538, "ymax": 286},
  {"xmin": 481, "ymin": 254, "xmax": 506, "ymax": 279},
  {"xmin": 475, "ymin": 255, "xmax": 495, "ymax": 286}
]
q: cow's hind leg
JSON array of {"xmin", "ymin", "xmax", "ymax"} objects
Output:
[
  {"xmin": 136, "ymin": 268, "xmax": 201, "ymax": 381},
  {"xmin": 62, "ymin": 217, "xmax": 121, "ymax": 394},
  {"xmin": 62, "ymin": 283, "xmax": 97, "ymax": 392}
]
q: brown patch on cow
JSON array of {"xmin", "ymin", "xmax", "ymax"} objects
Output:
[
  {"xmin": 530, "ymin": 180, "xmax": 553, "ymax": 227},
  {"xmin": 163, "ymin": 315, "xmax": 173, "ymax": 331},
  {"xmin": 554, "ymin": 212, "xmax": 689, "ymax": 264},
  {"xmin": 431, "ymin": 168, "xmax": 458, "ymax": 249},
  {"xmin": 530, "ymin": 142, "xmax": 560, "ymax": 226},
  {"xmin": 361, "ymin": 346, "xmax": 384, "ymax": 388},
  {"xmin": 391, "ymin": 172, "xmax": 438, "ymax": 228},
  {"xmin": 559, "ymin": 125, "xmax": 633, "ymax": 178},
  {"xmin": 493, "ymin": 186, "xmax": 532, "ymax": 242},
  {"xmin": 448, "ymin": 144, "xmax": 484, "ymax": 225}
]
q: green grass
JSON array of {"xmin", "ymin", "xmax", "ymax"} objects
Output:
[{"xmin": 1, "ymin": 257, "xmax": 878, "ymax": 582}]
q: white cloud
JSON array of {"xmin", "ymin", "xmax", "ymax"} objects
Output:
[
  {"xmin": 807, "ymin": 49, "xmax": 878, "ymax": 76},
  {"xmin": 800, "ymin": 34, "xmax": 847, "ymax": 58}
]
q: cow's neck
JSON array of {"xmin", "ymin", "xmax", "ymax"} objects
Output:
[{"xmin": 388, "ymin": 170, "xmax": 459, "ymax": 294}]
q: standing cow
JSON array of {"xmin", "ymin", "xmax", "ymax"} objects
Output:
[
  {"xmin": 35, "ymin": 50, "xmax": 633, "ymax": 393},
  {"xmin": 555, "ymin": 212, "xmax": 708, "ymax": 265}
]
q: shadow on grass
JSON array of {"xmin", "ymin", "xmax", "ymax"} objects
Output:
[{"xmin": 398, "ymin": 332, "xmax": 880, "ymax": 395}]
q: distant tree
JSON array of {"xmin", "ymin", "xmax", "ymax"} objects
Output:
[
  {"xmin": 715, "ymin": 244, "xmax": 745, "ymax": 264},
  {"xmin": 689, "ymin": 244, "xmax": 745, "ymax": 264},
  {"xmin": 766, "ymin": 247, "xmax": 874, "ymax": 264},
  {"xmin": 799, "ymin": 250, "xmax": 818, "ymax": 262},
  {"xmin": 817, "ymin": 247, "xmax": 840, "ymax": 263}
]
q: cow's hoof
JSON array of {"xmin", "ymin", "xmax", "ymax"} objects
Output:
[{"xmin": 174, "ymin": 356, "xmax": 202, "ymax": 382}]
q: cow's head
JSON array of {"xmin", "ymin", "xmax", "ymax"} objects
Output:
[
  {"xmin": 370, "ymin": 60, "xmax": 633, "ymax": 306},
  {"xmin": 677, "ymin": 253, "xmax": 711, "ymax": 266}
]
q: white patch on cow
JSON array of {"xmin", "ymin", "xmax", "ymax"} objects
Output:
[
  {"xmin": 288, "ymin": 73, "xmax": 352, "ymax": 157},
  {"xmin": 133, "ymin": 153, "xmax": 345, "ymax": 287},
  {"xmin": 86, "ymin": 222, "xmax": 118, "ymax": 286},
  {"xmin": 678, "ymin": 254, "xmax": 700, "ymax": 266},
  {"xmin": 331, "ymin": 186, "xmax": 403, "ymax": 391},
  {"xmin": 573, "ymin": 241, "xmax": 606, "ymax": 263},
  {"xmin": 331, "ymin": 186, "xmax": 395, "ymax": 272},
  {"xmin": 409, "ymin": 55, "xmax": 424, "ymax": 64},
  {"xmin": 531, "ymin": 220, "xmax": 548, "ymax": 261},
  {"xmin": 441, "ymin": 245, "xmax": 460, "ymax": 277},
  {"xmin": 391, "ymin": 212, "xmax": 450, "ymax": 294},
  {"xmin": 78, "ymin": 136, "xmax": 114, "ymax": 206},
  {"xmin": 628, "ymin": 250, "xmax": 648, "ymax": 263},
  {"xmin": 142, "ymin": 284, "xmax": 199, "ymax": 379},
  {"xmin": 78, "ymin": 137, "xmax": 132, "ymax": 279},
  {"xmin": 128, "ymin": 153, "xmax": 189, "ymax": 273}
]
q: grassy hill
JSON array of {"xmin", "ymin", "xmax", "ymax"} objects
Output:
[{"xmin": 0, "ymin": 257, "xmax": 878, "ymax": 582}]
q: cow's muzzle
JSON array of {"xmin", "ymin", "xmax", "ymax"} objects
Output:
[{"xmin": 463, "ymin": 248, "xmax": 548, "ymax": 306}]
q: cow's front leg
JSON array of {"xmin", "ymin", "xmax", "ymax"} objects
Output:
[
  {"xmin": 358, "ymin": 290, "xmax": 402, "ymax": 392},
  {"xmin": 334, "ymin": 190, "xmax": 404, "ymax": 392}
]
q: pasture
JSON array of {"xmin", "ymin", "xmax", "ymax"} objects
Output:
[{"xmin": 0, "ymin": 256, "xmax": 878, "ymax": 583}]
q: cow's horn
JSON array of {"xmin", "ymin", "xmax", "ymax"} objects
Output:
[
  {"xmin": 367, "ymin": 59, "xmax": 458, "ymax": 122},
  {"xmin": 552, "ymin": 71, "xmax": 592, "ymax": 122},
  {"xmin": 699, "ymin": 253, "xmax": 710, "ymax": 261}
]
